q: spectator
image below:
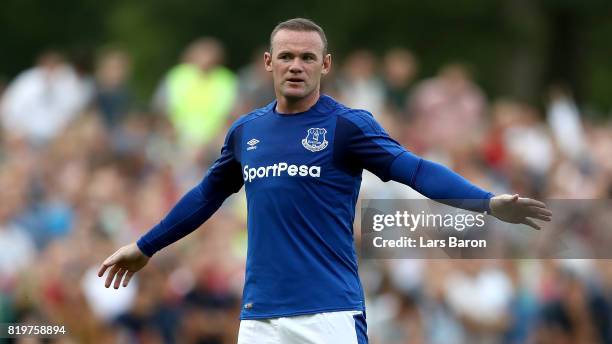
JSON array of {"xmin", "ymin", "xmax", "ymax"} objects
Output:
[
  {"xmin": 337, "ymin": 49, "xmax": 386, "ymax": 117},
  {"xmin": 94, "ymin": 49, "xmax": 134, "ymax": 129},
  {"xmin": 0, "ymin": 164, "xmax": 35, "ymax": 288},
  {"xmin": 0, "ymin": 51, "xmax": 92, "ymax": 145},
  {"xmin": 382, "ymin": 48, "xmax": 418, "ymax": 118},
  {"xmin": 234, "ymin": 47, "xmax": 275, "ymax": 114},
  {"xmin": 546, "ymin": 85, "xmax": 586, "ymax": 161},
  {"xmin": 409, "ymin": 63, "xmax": 486, "ymax": 153},
  {"xmin": 152, "ymin": 38, "xmax": 237, "ymax": 148}
]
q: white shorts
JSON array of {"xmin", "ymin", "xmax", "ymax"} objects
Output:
[{"xmin": 237, "ymin": 310, "xmax": 368, "ymax": 344}]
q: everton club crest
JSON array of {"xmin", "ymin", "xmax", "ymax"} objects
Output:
[{"xmin": 302, "ymin": 128, "xmax": 328, "ymax": 152}]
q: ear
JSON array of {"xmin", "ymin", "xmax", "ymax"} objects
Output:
[
  {"xmin": 264, "ymin": 51, "xmax": 273, "ymax": 72},
  {"xmin": 321, "ymin": 53, "xmax": 332, "ymax": 76}
]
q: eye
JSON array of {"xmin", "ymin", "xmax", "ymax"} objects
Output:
[
  {"xmin": 303, "ymin": 55, "xmax": 316, "ymax": 62},
  {"xmin": 278, "ymin": 54, "xmax": 292, "ymax": 61}
]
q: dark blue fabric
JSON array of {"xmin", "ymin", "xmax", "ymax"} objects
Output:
[
  {"xmin": 389, "ymin": 152, "xmax": 494, "ymax": 212},
  {"xmin": 353, "ymin": 311, "xmax": 368, "ymax": 344},
  {"xmin": 333, "ymin": 112, "xmax": 404, "ymax": 180},
  {"xmin": 334, "ymin": 109, "xmax": 493, "ymax": 212}
]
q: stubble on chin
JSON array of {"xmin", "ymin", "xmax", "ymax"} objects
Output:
[{"xmin": 281, "ymin": 85, "xmax": 307, "ymax": 100}]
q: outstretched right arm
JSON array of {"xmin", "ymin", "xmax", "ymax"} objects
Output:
[
  {"xmin": 136, "ymin": 153, "xmax": 244, "ymax": 256},
  {"xmin": 98, "ymin": 125, "xmax": 244, "ymax": 287},
  {"xmin": 137, "ymin": 126, "xmax": 244, "ymax": 257}
]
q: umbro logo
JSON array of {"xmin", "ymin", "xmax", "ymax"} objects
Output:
[{"xmin": 247, "ymin": 138, "xmax": 259, "ymax": 151}]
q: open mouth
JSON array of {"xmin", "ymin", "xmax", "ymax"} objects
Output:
[{"xmin": 286, "ymin": 78, "xmax": 304, "ymax": 83}]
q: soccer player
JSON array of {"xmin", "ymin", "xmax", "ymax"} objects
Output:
[{"xmin": 98, "ymin": 18, "xmax": 552, "ymax": 343}]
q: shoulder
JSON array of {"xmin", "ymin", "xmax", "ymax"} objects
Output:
[
  {"xmin": 227, "ymin": 101, "xmax": 274, "ymax": 134},
  {"xmin": 210, "ymin": 66, "xmax": 237, "ymax": 83},
  {"xmin": 167, "ymin": 63, "xmax": 197, "ymax": 80},
  {"xmin": 8, "ymin": 68, "xmax": 42, "ymax": 88},
  {"xmin": 319, "ymin": 94, "xmax": 377, "ymax": 128},
  {"xmin": 334, "ymin": 106, "xmax": 383, "ymax": 135}
]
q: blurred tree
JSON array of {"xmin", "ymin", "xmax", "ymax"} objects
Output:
[{"xmin": 1, "ymin": 0, "xmax": 611, "ymax": 113}]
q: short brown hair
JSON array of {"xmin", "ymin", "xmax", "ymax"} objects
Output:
[{"xmin": 269, "ymin": 18, "xmax": 328, "ymax": 55}]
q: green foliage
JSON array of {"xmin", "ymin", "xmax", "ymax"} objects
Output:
[{"xmin": 0, "ymin": 0, "xmax": 611, "ymax": 113}]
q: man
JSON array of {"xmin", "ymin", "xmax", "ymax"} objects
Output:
[
  {"xmin": 1, "ymin": 51, "xmax": 92, "ymax": 145},
  {"xmin": 151, "ymin": 38, "xmax": 237, "ymax": 147},
  {"xmin": 99, "ymin": 18, "xmax": 552, "ymax": 343}
]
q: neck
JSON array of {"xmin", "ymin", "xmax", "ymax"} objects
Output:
[{"xmin": 275, "ymin": 90, "xmax": 320, "ymax": 114}]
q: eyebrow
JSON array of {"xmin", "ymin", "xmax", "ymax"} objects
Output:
[{"xmin": 276, "ymin": 51, "xmax": 319, "ymax": 58}]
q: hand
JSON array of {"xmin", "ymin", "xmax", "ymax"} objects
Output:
[
  {"xmin": 489, "ymin": 194, "xmax": 552, "ymax": 230},
  {"xmin": 98, "ymin": 243, "xmax": 150, "ymax": 289}
]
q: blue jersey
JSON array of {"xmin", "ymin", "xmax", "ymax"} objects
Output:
[{"xmin": 137, "ymin": 94, "xmax": 493, "ymax": 319}]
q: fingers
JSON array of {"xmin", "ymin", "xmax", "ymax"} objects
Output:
[
  {"xmin": 532, "ymin": 213, "xmax": 552, "ymax": 221},
  {"xmin": 114, "ymin": 269, "xmax": 128, "ymax": 289},
  {"xmin": 98, "ymin": 251, "xmax": 120, "ymax": 277},
  {"xmin": 98, "ymin": 263, "xmax": 109, "ymax": 278},
  {"xmin": 522, "ymin": 217, "xmax": 541, "ymax": 230},
  {"xmin": 527, "ymin": 206, "xmax": 553, "ymax": 218},
  {"xmin": 98, "ymin": 256, "xmax": 112, "ymax": 277},
  {"xmin": 123, "ymin": 271, "xmax": 135, "ymax": 287},
  {"xmin": 534, "ymin": 215, "xmax": 552, "ymax": 222},
  {"xmin": 518, "ymin": 198, "xmax": 548, "ymax": 209},
  {"xmin": 105, "ymin": 265, "xmax": 121, "ymax": 288}
]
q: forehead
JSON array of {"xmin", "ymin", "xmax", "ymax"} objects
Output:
[{"xmin": 271, "ymin": 29, "xmax": 324, "ymax": 55}]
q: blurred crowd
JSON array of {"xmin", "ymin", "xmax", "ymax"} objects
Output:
[{"xmin": 1, "ymin": 37, "xmax": 612, "ymax": 344}]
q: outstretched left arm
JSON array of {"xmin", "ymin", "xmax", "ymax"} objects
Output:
[
  {"xmin": 387, "ymin": 151, "xmax": 553, "ymax": 229},
  {"xmin": 335, "ymin": 110, "xmax": 552, "ymax": 229}
]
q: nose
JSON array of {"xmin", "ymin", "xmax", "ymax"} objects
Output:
[{"xmin": 289, "ymin": 58, "xmax": 304, "ymax": 73}]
